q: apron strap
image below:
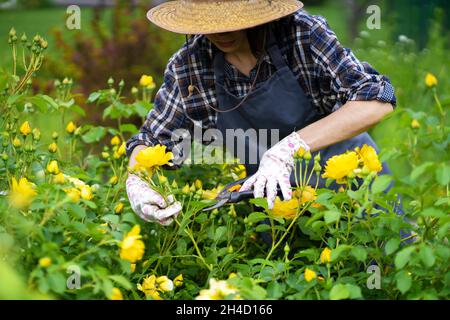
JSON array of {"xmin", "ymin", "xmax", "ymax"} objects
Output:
[
  {"xmin": 266, "ymin": 26, "xmax": 289, "ymax": 71},
  {"xmin": 213, "ymin": 50, "xmax": 227, "ymax": 84}
]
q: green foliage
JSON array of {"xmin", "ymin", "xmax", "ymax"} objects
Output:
[{"xmin": 0, "ymin": 22, "xmax": 448, "ymax": 300}]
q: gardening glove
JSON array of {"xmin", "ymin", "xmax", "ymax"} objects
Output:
[
  {"xmin": 239, "ymin": 132, "xmax": 310, "ymax": 209},
  {"xmin": 126, "ymin": 174, "xmax": 182, "ymax": 226}
]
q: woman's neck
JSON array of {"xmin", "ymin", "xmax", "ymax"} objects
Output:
[{"xmin": 224, "ymin": 37, "xmax": 258, "ymax": 76}]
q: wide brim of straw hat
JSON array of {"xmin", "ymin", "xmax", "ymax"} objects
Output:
[{"xmin": 147, "ymin": 0, "xmax": 304, "ymax": 35}]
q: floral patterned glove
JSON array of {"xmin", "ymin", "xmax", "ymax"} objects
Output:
[
  {"xmin": 240, "ymin": 132, "xmax": 310, "ymax": 209},
  {"xmin": 126, "ymin": 174, "xmax": 182, "ymax": 226}
]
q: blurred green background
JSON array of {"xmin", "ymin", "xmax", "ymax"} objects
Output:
[{"xmin": 0, "ymin": 0, "xmax": 449, "ymax": 179}]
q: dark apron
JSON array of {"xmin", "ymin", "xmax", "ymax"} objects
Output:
[
  {"xmin": 212, "ymin": 25, "xmax": 406, "ymax": 223},
  {"xmin": 214, "ymin": 27, "xmax": 386, "ymax": 188}
]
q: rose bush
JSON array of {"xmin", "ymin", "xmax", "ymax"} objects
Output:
[{"xmin": 0, "ymin": 29, "xmax": 448, "ymax": 300}]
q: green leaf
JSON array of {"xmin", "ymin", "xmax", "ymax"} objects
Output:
[
  {"xmin": 346, "ymin": 284, "xmax": 362, "ymax": 299},
  {"xmin": 28, "ymin": 95, "xmax": 49, "ymax": 112},
  {"xmin": 47, "ymin": 272, "xmax": 67, "ymax": 294},
  {"xmin": 87, "ymin": 92, "xmax": 101, "ymax": 103},
  {"xmin": 102, "ymin": 214, "xmax": 120, "ymax": 226},
  {"xmin": 214, "ymin": 226, "xmax": 227, "ymax": 242},
  {"xmin": 434, "ymin": 197, "xmax": 450, "ymax": 207},
  {"xmin": 371, "ymin": 175, "xmax": 393, "ymax": 194},
  {"xmin": 410, "ymin": 162, "xmax": 434, "ymax": 181},
  {"xmin": 102, "ymin": 279, "xmax": 114, "ymax": 298},
  {"xmin": 435, "ymin": 163, "xmax": 450, "ymax": 186},
  {"xmin": 329, "ymin": 283, "xmax": 362, "ymax": 300},
  {"xmin": 293, "ymin": 248, "xmax": 319, "ymax": 262},
  {"xmin": 351, "ymin": 246, "xmax": 367, "ymax": 262},
  {"xmin": 83, "ymin": 200, "xmax": 97, "ymax": 209},
  {"xmin": 395, "ymin": 246, "xmax": 415, "ymax": 269},
  {"xmin": 330, "ymin": 245, "xmax": 351, "ymax": 261},
  {"xmin": 329, "ymin": 284, "xmax": 350, "ymax": 300},
  {"xmin": 7, "ymin": 94, "xmax": 21, "ymax": 105},
  {"xmin": 247, "ymin": 212, "xmax": 268, "ymax": 224},
  {"xmin": 419, "ymin": 245, "xmax": 435, "ymax": 267},
  {"xmin": 68, "ymin": 204, "xmax": 86, "ymax": 219},
  {"xmin": 385, "ymin": 238, "xmax": 400, "ymax": 255},
  {"xmin": 81, "ymin": 126, "xmax": 106, "ymax": 144},
  {"xmin": 395, "ymin": 271, "xmax": 412, "ymax": 294},
  {"xmin": 255, "ymin": 224, "xmax": 271, "ymax": 233},
  {"xmin": 324, "ymin": 210, "xmax": 340, "ymax": 224},
  {"xmin": 438, "ymin": 223, "xmax": 450, "ymax": 239},
  {"xmin": 420, "ymin": 207, "xmax": 445, "ymax": 218},
  {"xmin": 267, "ymin": 281, "xmax": 284, "ymax": 299},
  {"xmin": 119, "ymin": 124, "xmax": 138, "ymax": 133},
  {"xmin": 249, "ymin": 198, "xmax": 268, "ymax": 210},
  {"xmin": 133, "ymin": 101, "xmax": 153, "ymax": 118},
  {"xmin": 108, "ymin": 275, "xmax": 132, "ymax": 290},
  {"xmin": 70, "ymin": 104, "xmax": 86, "ymax": 116}
]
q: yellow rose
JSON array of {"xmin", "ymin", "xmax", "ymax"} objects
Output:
[
  {"xmin": 137, "ymin": 275, "xmax": 162, "ymax": 300},
  {"xmin": 48, "ymin": 142, "xmax": 58, "ymax": 153},
  {"xmin": 8, "ymin": 177, "xmax": 37, "ymax": 209},
  {"xmin": 46, "ymin": 160, "xmax": 60, "ymax": 175},
  {"xmin": 114, "ymin": 143, "xmax": 126, "ymax": 159},
  {"xmin": 66, "ymin": 121, "xmax": 77, "ymax": 134},
  {"xmin": 173, "ymin": 274, "xmax": 183, "ymax": 287},
  {"xmin": 114, "ymin": 202, "xmax": 124, "ymax": 214},
  {"xmin": 65, "ymin": 188, "xmax": 80, "ymax": 203},
  {"xmin": 304, "ymin": 268, "xmax": 317, "ymax": 282},
  {"xmin": 80, "ymin": 185, "xmax": 93, "ymax": 200},
  {"xmin": 411, "ymin": 119, "xmax": 420, "ymax": 129},
  {"xmin": 320, "ymin": 247, "xmax": 332, "ymax": 264},
  {"xmin": 119, "ymin": 225, "xmax": 145, "ymax": 263},
  {"xmin": 425, "ymin": 72, "xmax": 438, "ymax": 88},
  {"xmin": 110, "ymin": 136, "xmax": 121, "ymax": 146},
  {"xmin": 355, "ymin": 144, "xmax": 382, "ymax": 174},
  {"xmin": 156, "ymin": 276, "xmax": 174, "ymax": 292},
  {"xmin": 13, "ymin": 137, "xmax": 22, "ymax": 148},
  {"xmin": 19, "ymin": 121, "xmax": 31, "ymax": 136},
  {"xmin": 196, "ymin": 279, "xmax": 238, "ymax": 300},
  {"xmin": 109, "ymin": 176, "xmax": 119, "ymax": 185},
  {"xmin": 322, "ymin": 151, "xmax": 359, "ymax": 183},
  {"xmin": 39, "ymin": 257, "xmax": 52, "ymax": 268},
  {"xmin": 110, "ymin": 288, "xmax": 123, "ymax": 300},
  {"xmin": 53, "ymin": 172, "xmax": 65, "ymax": 184},
  {"xmin": 271, "ymin": 197, "xmax": 299, "ymax": 220},
  {"xmin": 139, "ymin": 75, "xmax": 155, "ymax": 89},
  {"xmin": 134, "ymin": 145, "xmax": 173, "ymax": 176},
  {"xmin": 296, "ymin": 186, "xmax": 317, "ymax": 205}
]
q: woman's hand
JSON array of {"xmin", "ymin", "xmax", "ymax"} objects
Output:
[
  {"xmin": 126, "ymin": 174, "xmax": 182, "ymax": 226},
  {"xmin": 240, "ymin": 132, "xmax": 310, "ymax": 209}
]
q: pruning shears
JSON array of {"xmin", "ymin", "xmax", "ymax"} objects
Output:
[{"xmin": 202, "ymin": 177, "xmax": 283, "ymax": 212}]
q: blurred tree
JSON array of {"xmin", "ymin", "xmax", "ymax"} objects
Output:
[
  {"xmin": 49, "ymin": 0, "xmax": 184, "ymax": 122},
  {"xmin": 387, "ymin": 0, "xmax": 450, "ymax": 48}
]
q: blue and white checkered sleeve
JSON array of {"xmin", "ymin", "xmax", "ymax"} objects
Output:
[
  {"xmin": 310, "ymin": 16, "xmax": 397, "ymax": 109},
  {"xmin": 126, "ymin": 60, "xmax": 189, "ymax": 158}
]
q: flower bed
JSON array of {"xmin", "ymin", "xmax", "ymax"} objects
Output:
[{"xmin": 0, "ymin": 29, "xmax": 448, "ymax": 300}]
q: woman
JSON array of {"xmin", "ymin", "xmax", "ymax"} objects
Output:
[{"xmin": 125, "ymin": 0, "xmax": 398, "ymax": 226}]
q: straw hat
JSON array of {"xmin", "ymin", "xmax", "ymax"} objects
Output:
[{"xmin": 147, "ymin": 0, "xmax": 304, "ymax": 35}]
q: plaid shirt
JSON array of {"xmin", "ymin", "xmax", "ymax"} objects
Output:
[{"xmin": 126, "ymin": 10, "xmax": 396, "ymax": 159}]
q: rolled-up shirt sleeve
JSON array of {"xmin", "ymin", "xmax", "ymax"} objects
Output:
[
  {"xmin": 309, "ymin": 16, "xmax": 396, "ymax": 111},
  {"xmin": 126, "ymin": 59, "xmax": 190, "ymax": 159}
]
